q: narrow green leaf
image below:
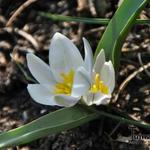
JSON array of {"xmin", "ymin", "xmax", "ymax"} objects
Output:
[
  {"xmin": 0, "ymin": 105, "xmax": 99, "ymax": 149},
  {"xmin": 39, "ymin": 12, "xmax": 109, "ymax": 25},
  {"xmin": 40, "ymin": 12, "xmax": 150, "ymax": 25},
  {"xmin": 136, "ymin": 19, "xmax": 150, "ymax": 24},
  {"xmin": 0, "ymin": 104, "xmax": 150, "ymax": 149},
  {"xmin": 94, "ymin": 0, "xmax": 149, "ymax": 69},
  {"xmin": 96, "ymin": 110, "xmax": 150, "ymax": 129}
]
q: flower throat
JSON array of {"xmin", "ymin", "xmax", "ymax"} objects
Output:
[
  {"xmin": 90, "ymin": 73, "xmax": 109, "ymax": 94},
  {"xmin": 54, "ymin": 70, "xmax": 74, "ymax": 95}
]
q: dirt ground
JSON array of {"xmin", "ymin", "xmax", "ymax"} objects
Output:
[{"xmin": 0, "ymin": 0, "xmax": 150, "ymax": 149}]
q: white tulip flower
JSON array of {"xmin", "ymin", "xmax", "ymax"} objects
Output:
[
  {"xmin": 27, "ymin": 32, "xmax": 91, "ymax": 107},
  {"xmin": 82, "ymin": 48, "xmax": 115, "ymax": 106}
]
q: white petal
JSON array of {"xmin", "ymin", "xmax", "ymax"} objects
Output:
[
  {"xmin": 93, "ymin": 93, "xmax": 111, "ymax": 105},
  {"xmin": 54, "ymin": 95, "xmax": 80, "ymax": 107},
  {"xmin": 83, "ymin": 38, "xmax": 93, "ymax": 75},
  {"xmin": 49, "ymin": 32, "xmax": 84, "ymax": 74},
  {"xmin": 82, "ymin": 92, "xmax": 94, "ymax": 106},
  {"xmin": 83, "ymin": 92, "xmax": 111, "ymax": 106},
  {"xmin": 72, "ymin": 67, "xmax": 91, "ymax": 97},
  {"xmin": 27, "ymin": 53, "xmax": 56, "ymax": 84},
  {"xmin": 94, "ymin": 49, "xmax": 105, "ymax": 74},
  {"xmin": 100, "ymin": 61, "xmax": 115, "ymax": 93},
  {"xmin": 27, "ymin": 84, "xmax": 63, "ymax": 106}
]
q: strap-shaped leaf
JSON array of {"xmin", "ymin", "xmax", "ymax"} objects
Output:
[
  {"xmin": 40, "ymin": 12, "xmax": 109, "ymax": 25},
  {"xmin": 1, "ymin": 104, "xmax": 150, "ymax": 149},
  {"xmin": 0, "ymin": 105, "xmax": 99, "ymax": 149},
  {"xmin": 40, "ymin": 12, "xmax": 150, "ymax": 25},
  {"xmin": 95, "ymin": 0, "xmax": 149, "ymax": 69}
]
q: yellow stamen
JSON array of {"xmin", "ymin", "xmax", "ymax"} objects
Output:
[
  {"xmin": 95, "ymin": 74, "xmax": 100, "ymax": 89},
  {"xmin": 54, "ymin": 70, "xmax": 74, "ymax": 95},
  {"xmin": 90, "ymin": 73, "xmax": 109, "ymax": 94}
]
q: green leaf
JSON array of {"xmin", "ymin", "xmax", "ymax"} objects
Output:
[
  {"xmin": 94, "ymin": 0, "xmax": 149, "ymax": 69},
  {"xmin": 0, "ymin": 105, "xmax": 99, "ymax": 149},
  {"xmin": 39, "ymin": 12, "xmax": 150, "ymax": 25},
  {"xmin": 39, "ymin": 12, "xmax": 109, "ymax": 25},
  {"xmin": 0, "ymin": 104, "xmax": 150, "ymax": 149},
  {"xmin": 96, "ymin": 110, "xmax": 150, "ymax": 129}
]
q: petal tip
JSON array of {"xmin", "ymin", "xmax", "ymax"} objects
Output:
[
  {"xmin": 105, "ymin": 60, "xmax": 114, "ymax": 69},
  {"xmin": 26, "ymin": 53, "xmax": 35, "ymax": 61},
  {"xmin": 54, "ymin": 32, "xmax": 61, "ymax": 36},
  {"xmin": 100, "ymin": 49, "xmax": 105, "ymax": 56},
  {"xmin": 96, "ymin": 49, "xmax": 105, "ymax": 60},
  {"xmin": 83, "ymin": 37, "xmax": 90, "ymax": 45},
  {"xmin": 82, "ymin": 37, "xmax": 86, "ymax": 41},
  {"xmin": 53, "ymin": 32, "xmax": 64, "ymax": 39}
]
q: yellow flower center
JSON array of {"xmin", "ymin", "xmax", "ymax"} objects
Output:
[
  {"xmin": 90, "ymin": 73, "xmax": 109, "ymax": 94},
  {"xmin": 54, "ymin": 70, "xmax": 74, "ymax": 95}
]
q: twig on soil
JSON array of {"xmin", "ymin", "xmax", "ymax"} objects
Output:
[
  {"xmin": 114, "ymin": 62, "xmax": 150, "ymax": 102},
  {"xmin": 6, "ymin": 0, "xmax": 38, "ymax": 27},
  {"xmin": 109, "ymin": 121, "xmax": 121, "ymax": 137},
  {"xmin": 88, "ymin": 0, "xmax": 97, "ymax": 16},
  {"xmin": 77, "ymin": 0, "xmax": 88, "ymax": 11},
  {"xmin": 71, "ymin": 23, "xmax": 85, "ymax": 44},
  {"xmin": 4, "ymin": 27, "xmax": 40, "ymax": 50},
  {"xmin": 84, "ymin": 26, "xmax": 105, "ymax": 35},
  {"xmin": 14, "ymin": 28, "xmax": 40, "ymax": 50},
  {"xmin": 77, "ymin": 23, "xmax": 85, "ymax": 43},
  {"xmin": 137, "ymin": 52, "xmax": 150, "ymax": 78},
  {"xmin": 0, "ymin": 15, "xmax": 6, "ymax": 25}
]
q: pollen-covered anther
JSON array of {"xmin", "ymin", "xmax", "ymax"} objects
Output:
[
  {"xmin": 90, "ymin": 73, "xmax": 109, "ymax": 94},
  {"xmin": 54, "ymin": 70, "xmax": 74, "ymax": 95}
]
